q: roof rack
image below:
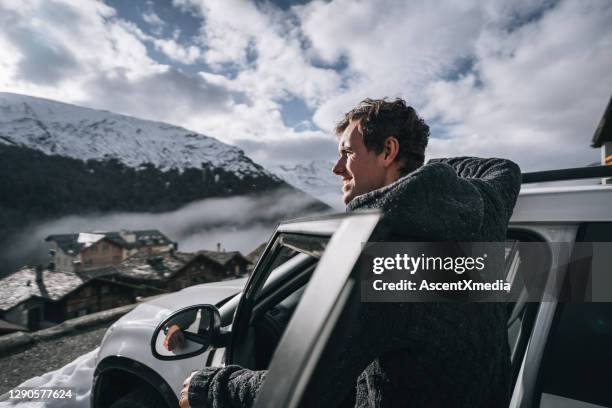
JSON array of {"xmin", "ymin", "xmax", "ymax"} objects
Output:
[{"xmin": 522, "ymin": 165, "xmax": 612, "ymax": 184}]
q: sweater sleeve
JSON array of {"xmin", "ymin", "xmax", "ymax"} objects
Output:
[
  {"xmin": 427, "ymin": 157, "xmax": 521, "ymax": 223},
  {"xmin": 188, "ymin": 366, "xmax": 267, "ymax": 408},
  {"xmin": 349, "ymin": 156, "xmax": 521, "ymax": 242}
]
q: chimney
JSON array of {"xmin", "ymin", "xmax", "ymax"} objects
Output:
[
  {"xmin": 119, "ymin": 229, "xmax": 136, "ymax": 243},
  {"xmin": 35, "ymin": 265, "xmax": 43, "ymax": 283},
  {"xmin": 217, "ymin": 242, "xmax": 221, "ymax": 252}
]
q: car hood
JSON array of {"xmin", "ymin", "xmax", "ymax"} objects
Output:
[{"xmin": 144, "ymin": 278, "xmax": 246, "ymax": 310}]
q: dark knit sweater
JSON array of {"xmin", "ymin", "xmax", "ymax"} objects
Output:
[{"xmin": 188, "ymin": 157, "xmax": 521, "ymax": 408}]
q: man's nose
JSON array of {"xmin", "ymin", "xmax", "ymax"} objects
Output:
[{"xmin": 332, "ymin": 157, "xmax": 346, "ymax": 175}]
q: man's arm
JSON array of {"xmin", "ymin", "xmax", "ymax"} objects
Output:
[
  {"xmin": 167, "ymin": 309, "xmax": 199, "ymax": 330},
  {"xmin": 164, "ymin": 309, "xmax": 199, "ymax": 351},
  {"xmin": 427, "ymin": 157, "xmax": 522, "ymax": 223},
  {"xmin": 186, "ymin": 366, "xmax": 267, "ymax": 408}
]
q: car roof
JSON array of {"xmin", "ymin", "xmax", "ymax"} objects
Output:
[{"xmin": 511, "ymin": 184, "xmax": 612, "ymax": 223}]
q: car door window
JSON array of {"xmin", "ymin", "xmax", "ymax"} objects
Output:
[
  {"xmin": 505, "ymin": 231, "xmax": 552, "ymax": 385},
  {"xmin": 227, "ymin": 232, "xmax": 329, "ymax": 368},
  {"xmin": 537, "ymin": 222, "xmax": 612, "ymax": 408}
]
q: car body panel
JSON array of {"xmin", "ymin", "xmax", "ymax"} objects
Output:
[{"xmin": 95, "ymin": 278, "xmax": 245, "ymax": 396}]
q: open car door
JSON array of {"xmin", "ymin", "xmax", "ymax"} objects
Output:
[{"xmin": 253, "ymin": 211, "xmax": 381, "ymax": 408}]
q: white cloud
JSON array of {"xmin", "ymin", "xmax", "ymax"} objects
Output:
[
  {"xmin": 295, "ymin": 0, "xmax": 610, "ymax": 171},
  {"xmin": 154, "ymin": 0, "xmax": 345, "ymax": 160},
  {"xmin": 142, "ymin": 0, "xmax": 166, "ymax": 37},
  {"xmin": 180, "ymin": 1, "xmax": 341, "ymax": 103},
  {"xmin": 0, "ymin": 0, "xmax": 165, "ymax": 101},
  {"xmin": 153, "ymin": 38, "xmax": 203, "ymax": 64},
  {"xmin": 298, "ymin": 0, "xmax": 484, "ymax": 128},
  {"xmin": 143, "ymin": 11, "xmax": 164, "ymax": 27},
  {"xmin": 422, "ymin": 0, "xmax": 612, "ymax": 170},
  {"xmin": 0, "ymin": 0, "xmax": 609, "ymax": 172}
]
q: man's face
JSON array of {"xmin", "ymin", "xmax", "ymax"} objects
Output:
[{"xmin": 332, "ymin": 120, "xmax": 386, "ymax": 205}]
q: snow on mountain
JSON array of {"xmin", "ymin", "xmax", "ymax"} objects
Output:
[
  {"xmin": 269, "ymin": 160, "xmax": 343, "ymax": 210},
  {"xmin": 0, "ymin": 92, "xmax": 278, "ymax": 180}
]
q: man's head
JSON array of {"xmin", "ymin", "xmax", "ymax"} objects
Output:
[{"xmin": 332, "ymin": 98, "xmax": 430, "ymax": 205}]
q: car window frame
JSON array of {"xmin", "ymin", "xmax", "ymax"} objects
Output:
[
  {"xmin": 508, "ymin": 223, "xmax": 579, "ymax": 408},
  {"xmin": 534, "ymin": 222, "xmax": 612, "ymax": 408},
  {"xmin": 504, "ymin": 228, "xmax": 553, "ymax": 387},
  {"xmin": 226, "ymin": 215, "xmax": 347, "ymax": 366}
]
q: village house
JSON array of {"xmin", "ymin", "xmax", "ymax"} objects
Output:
[
  {"xmin": 45, "ymin": 229, "xmax": 176, "ymax": 273},
  {"xmin": 245, "ymin": 242, "xmax": 267, "ymax": 273},
  {"xmin": 0, "ymin": 318, "xmax": 27, "ymax": 336},
  {"xmin": 0, "ymin": 243, "xmax": 252, "ymax": 333},
  {"xmin": 89, "ymin": 248, "xmax": 251, "ymax": 295},
  {"xmin": 0, "ymin": 265, "xmax": 134, "ymax": 331}
]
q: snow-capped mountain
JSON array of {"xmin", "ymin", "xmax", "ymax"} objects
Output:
[
  {"xmin": 270, "ymin": 160, "xmax": 343, "ymax": 210},
  {"xmin": 0, "ymin": 92, "xmax": 334, "ymax": 278},
  {"xmin": 0, "ymin": 92, "xmax": 277, "ymax": 180}
]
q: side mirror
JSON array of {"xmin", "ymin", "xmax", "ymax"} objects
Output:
[{"xmin": 151, "ymin": 304, "xmax": 223, "ymax": 360}]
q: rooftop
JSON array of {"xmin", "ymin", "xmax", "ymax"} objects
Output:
[
  {"xmin": 196, "ymin": 250, "xmax": 249, "ymax": 267},
  {"xmin": 245, "ymin": 243, "xmax": 267, "ymax": 265},
  {"xmin": 46, "ymin": 229, "xmax": 173, "ymax": 254},
  {"xmin": 113, "ymin": 251, "xmax": 196, "ymax": 281},
  {"xmin": 591, "ymin": 94, "xmax": 612, "ymax": 148},
  {"xmin": 0, "ymin": 267, "xmax": 87, "ymax": 311}
]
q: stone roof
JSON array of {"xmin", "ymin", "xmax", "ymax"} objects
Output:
[
  {"xmin": 245, "ymin": 243, "xmax": 267, "ymax": 265},
  {"xmin": 77, "ymin": 266, "xmax": 118, "ymax": 279},
  {"xmin": 0, "ymin": 267, "xmax": 87, "ymax": 311},
  {"xmin": 197, "ymin": 250, "xmax": 249, "ymax": 267},
  {"xmin": 45, "ymin": 229, "xmax": 173, "ymax": 255},
  {"xmin": 113, "ymin": 251, "xmax": 196, "ymax": 281}
]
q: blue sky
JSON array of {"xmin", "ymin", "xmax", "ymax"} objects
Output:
[{"xmin": 0, "ymin": 0, "xmax": 610, "ymax": 170}]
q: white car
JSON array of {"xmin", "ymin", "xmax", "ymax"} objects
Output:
[{"xmin": 92, "ymin": 165, "xmax": 612, "ymax": 408}]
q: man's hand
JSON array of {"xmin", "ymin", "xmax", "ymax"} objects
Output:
[
  {"xmin": 163, "ymin": 324, "xmax": 186, "ymax": 351},
  {"xmin": 179, "ymin": 371, "xmax": 197, "ymax": 408}
]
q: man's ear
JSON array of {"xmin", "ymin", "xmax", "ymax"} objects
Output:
[{"xmin": 382, "ymin": 136, "xmax": 400, "ymax": 167}]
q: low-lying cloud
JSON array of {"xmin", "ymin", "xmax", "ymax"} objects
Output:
[{"xmin": 1, "ymin": 189, "xmax": 331, "ymax": 277}]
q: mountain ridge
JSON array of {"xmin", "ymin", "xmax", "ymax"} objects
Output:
[{"xmin": 0, "ymin": 92, "xmax": 278, "ymax": 180}]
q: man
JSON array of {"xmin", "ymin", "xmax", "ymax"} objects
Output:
[
  {"xmin": 332, "ymin": 98, "xmax": 428, "ymax": 206},
  {"xmin": 180, "ymin": 98, "xmax": 520, "ymax": 407}
]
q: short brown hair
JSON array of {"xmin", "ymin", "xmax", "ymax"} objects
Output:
[{"xmin": 335, "ymin": 97, "xmax": 429, "ymax": 175}]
